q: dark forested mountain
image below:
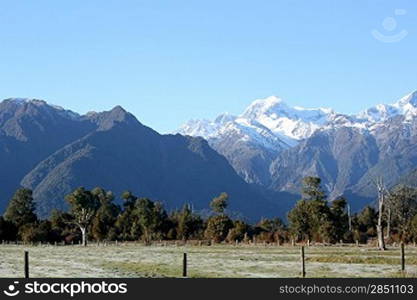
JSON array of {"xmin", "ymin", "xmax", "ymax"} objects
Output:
[
  {"xmin": 0, "ymin": 99, "xmax": 94, "ymax": 212},
  {"xmin": 0, "ymin": 99, "xmax": 287, "ymax": 220}
]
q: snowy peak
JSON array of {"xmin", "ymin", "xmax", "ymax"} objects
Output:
[
  {"xmin": 214, "ymin": 112, "xmax": 236, "ymax": 124},
  {"xmin": 357, "ymin": 91, "xmax": 417, "ymax": 123},
  {"xmin": 240, "ymin": 96, "xmax": 336, "ymax": 141},
  {"xmin": 178, "ymin": 119, "xmax": 222, "ymax": 139},
  {"xmin": 242, "ymin": 95, "xmax": 334, "ymax": 125},
  {"xmin": 396, "ymin": 90, "xmax": 417, "ymax": 107},
  {"xmin": 178, "ymin": 90, "xmax": 417, "ymax": 154},
  {"xmin": 241, "ymin": 96, "xmax": 284, "ymax": 119},
  {"xmin": 178, "ymin": 95, "xmax": 338, "ymax": 151}
]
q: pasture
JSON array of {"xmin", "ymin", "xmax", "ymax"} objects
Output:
[{"xmin": 0, "ymin": 243, "xmax": 416, "ymax": 278}]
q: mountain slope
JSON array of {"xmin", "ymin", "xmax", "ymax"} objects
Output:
[
  {"xmin": 178, "ymin": 96, "xmax": 338, "ymax": 185},
  {"xmin": 19, "ymin": 106, "xmax": 283, "ymax": 219},
  {"xmin": 270, "ymin": 113, "xmax": 417, "ymax": 210},
  {"xmin": 179, "ymin": 91, "xmax": 417, "ymax": 209},
  {"xmin": 0, "ymin": 99, "xmax": 94, "ymax": 211}
]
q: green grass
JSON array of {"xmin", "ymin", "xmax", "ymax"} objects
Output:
[{"xmin": 0, "ymin": 243, "xmax": 416, "ymax": 278}]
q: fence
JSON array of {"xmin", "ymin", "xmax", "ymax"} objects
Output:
[{"xmin": 18, "ymin": 243, "xmax": 409, "ymax": 278}]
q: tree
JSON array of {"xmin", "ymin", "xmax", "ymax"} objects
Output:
[
  {"xmin": 174, "ymin": 204, "xmax": 203, "ymax": 241},
  {"xmin": 301, "ymin": 177, "xmax": 326, "ymax": 201},
  {"xmin": 4, "ymin": 188, "xmax": 37, "ymax": 229},
  {"xmin": 66, "ymin": 187, "xmax": 100, "ymax": 246},
  {"xmin": 411, "ymin": 214, "xmax": 417, "ymax": 243},
  {"xmin": 49, "ymin": 209, "xmax": 75, "ymax": 243},
  {"xmin": 386, "ymin": 185, "xmax": 417, "ymax": 241},
  {"xmin": 91, "ymin": 188, "xmax": 120, "ymax": 241},
  {"xmin": 0, "ymin": 216, "xmax": 17, "ymax": 241},
  {"xmin": 19, "ymin": 220, "xmax": 52, "ymax": 243},
  {"xmin": 375, "ymin": 178, "xmax": 386, "ymax": 250},
  {"xmin": 205, "ymin": 192, "xmax": 233, "ymax": 242},
  {"xmin": 204, "ymin": 215, "xmax": 233, "ymax": 242},
  {"xmin": 256, "ymin": 218, "xmax": 285, "ymax": 233},
  {"xmin": 121, "ymin": 191, "xmax": 137, "ymax": 209},
  {"xmin": 356, "ymin": 205, "xmax": 377, "ymax": 235},
  {"xmin": 226, "ymin": 220, "xmax": 250, "ymax": 242},
  {"xmin": 210, "ymin": 192, "xmax": 228, "ymax": 214},
  {"xmin": 288, "ymin": 200, "xmax": 312, "ymax": 240},
  {"xmin": 114, "ymin": 191, "xmax": 138, "ymax": 241},
  {"xmin": 133, "ymin": 198, "xmax": 167, "ymax": 244},
  {"xmin": 288, "ymin": 177, "xmax": 331, "ymax": 242},
  {"xmin": 330, "ymin": 197, "xmax": 349, "ymax": 241}
]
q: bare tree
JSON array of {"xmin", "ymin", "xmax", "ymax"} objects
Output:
[
  {"xmin": 375, "ymin": 177, "xmax": 386, "ymax": 251},
  {"xmin": 385, "ymin": 207, "xmax": 391, "ymax": 239},
  {"xmin": 347, "ymin": 203, "xmax": 352, "ymax": 232}
]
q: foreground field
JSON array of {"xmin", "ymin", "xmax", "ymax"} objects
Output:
[{"xmin": 0, "ymin": 243, "xmax": 416, "ymax": 278}]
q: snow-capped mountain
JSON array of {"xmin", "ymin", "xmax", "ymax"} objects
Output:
[
  {"xmin": 179, "ymin": 96, "xmax": 338, "ymax": 147},
  {"xmin": 356, "ymin": 91, "xmax": 417, "ymax": 123},
  {"xmin": 179, "ymin": 91, "xmax": 417, "ymax": 144},
  {"xmin": 178, "ymin": 91, "xmax": 417, "ymax": 186},
  {"xmin": 178, "ymin": 95, "xmax": 339, "ymax": 185}
]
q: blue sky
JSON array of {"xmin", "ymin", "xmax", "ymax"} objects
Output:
[{"xmin": 0, "ymin": 1, "xmax": 416, "ymax": 133}]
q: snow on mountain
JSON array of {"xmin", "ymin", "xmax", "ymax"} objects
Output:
[
  {"xmin": 240, "ymin": 96, "xmax": 336, "ymax": 142},
  {"xmin": 179, "ymin": 91, "xmax": 417, "ymax": 151},
  {"xmin": 356, "ymin": 91, "xmax": 417, "ymax": 123},
  {"xmin": 178, "ymin": 95, "xmax": 337, "ymax": 149}
]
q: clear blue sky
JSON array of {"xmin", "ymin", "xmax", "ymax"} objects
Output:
[{"xmin": 1, "ymin": 0, "xmax": 416, "ymax": 133}]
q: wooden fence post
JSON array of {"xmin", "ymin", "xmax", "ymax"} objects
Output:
[
  {"xmin": 401, "ymin": 242, "xmax": 405, "ymax": 271},
  {"xmin": 300, "ymin": 246, "xmax": 306, "ymax": 278},
  {"xmin": 24, "ymin": 251, "xmax": 29, "ymax": 278},
  {"xmin": 183, "ymin": 253, "xmax": 187, "ymax": 277}
]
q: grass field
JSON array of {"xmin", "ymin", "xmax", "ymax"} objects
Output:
[{"xmin": 1, "ymin": 243, "xmax": 416, "ymax": 278}]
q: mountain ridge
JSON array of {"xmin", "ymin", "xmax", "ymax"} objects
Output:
[{"xmin": 0, "ymin": 98, "xmax": 290, "ymax": 220}]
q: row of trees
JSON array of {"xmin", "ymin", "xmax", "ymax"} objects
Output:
[
  {"xmin": 1, "ymin": 177, "xmax": 417, "ymax": 247},
  {"xmin": 288, "ymin": 177, "xmax": 417, "ymax": 246}
]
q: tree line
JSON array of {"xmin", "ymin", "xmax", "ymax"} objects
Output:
[{"xmin": 1, "ymin": 177, "xmax": 417, "ymax": 247}]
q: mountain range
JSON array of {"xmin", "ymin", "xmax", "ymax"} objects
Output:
[
  {"xmin": 0, "ymin": 98, "xmax": 292, "ymax": 220},
  {"xmin": 179, "ymin": 91, "xmax": 417, "ymax": 210},
  {"xmin": 2, "ymin": 91, "xmax": 417, "ymax": 220}
]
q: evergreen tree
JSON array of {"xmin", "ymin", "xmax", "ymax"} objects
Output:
[
  {"xmin": 133, "ymin": 198, "xmax": 168, "ymax": 243},
  {"xmin": 288, "ymin": 176, "xmax": 332, "ymax": 242},
  {"xmin": 386, "ymin": 185, "xmax": 417, "ymax": 241},
  {"xmin": 4, "ymin": 188, "xmax": 37, "ymax": 228},
  {"xmin": 330, "ymin": 197, "xmax": 349, "ymax": 241},
  {"xmin": 91, "ymin": 188, "xmax": 120, "ymax": 241},
  {"xmin": 301, "ymin": 177, "xmax": 326, "ymax": 201},
  {"xmin": 174, "ymin": 204, "xmax": 203, "ymax": 241}
]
